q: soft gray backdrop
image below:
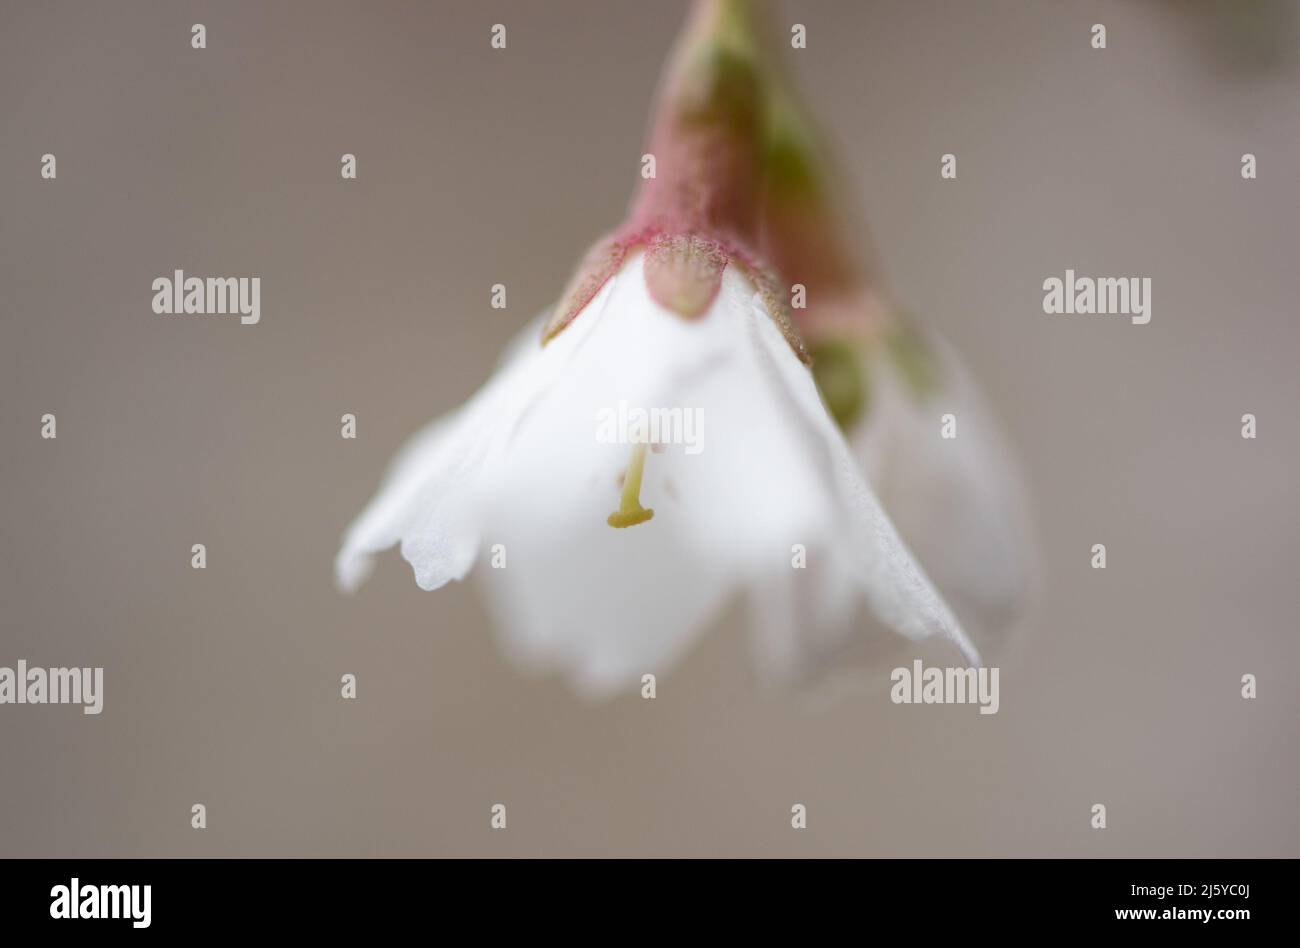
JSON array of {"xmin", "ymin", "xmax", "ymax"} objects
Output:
[{"xmin": 1, "ymin": 0, "xmax": 1297, "ymax": 857}]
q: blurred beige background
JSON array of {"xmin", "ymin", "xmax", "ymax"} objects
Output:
[{"xmin": 2, "ymin": 0, "xmax": 1298, "ymax": 857}]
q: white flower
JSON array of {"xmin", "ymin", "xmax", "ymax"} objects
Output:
[{"xmin": 336, "ymin": 251, "xmax": 979, "ymax": 697}]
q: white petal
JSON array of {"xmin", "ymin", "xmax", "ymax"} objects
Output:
[
  {"xmin": 747, "ymin": 553, "xmax": 965, "ymax": 698},
  {"xmin": 853, "ymin": 333, "xmax": 1035, "ymax": 655},
  {"xmin": 334, "ymin": 288, "xmax": 612, "ymax": 593},
  {"xmin": 740, "ymin": 296, "xmax": 983, "ymax": 667}
]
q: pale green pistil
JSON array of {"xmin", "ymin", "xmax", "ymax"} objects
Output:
[{"xmin": 608, "ymin": 443, "xmax": 655, "ymax": 528}]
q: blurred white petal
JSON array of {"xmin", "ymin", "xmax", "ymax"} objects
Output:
[
  {"xmin": 744, "ymin": 305, "xmax": 982, "ymax": 667},
  {"xmin": 333, "ymin": 284, "xmax": 612, "ymax": 593},
  {"xmin": 852, "ymin": 331, "xmax": 1035, "ymax": 658}
]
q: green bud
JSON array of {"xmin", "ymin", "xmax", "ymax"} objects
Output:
[
  {"xmin": 810, "ymin": 339, "xmax": 868, "ymax": 431},
  {"xmin": 885, "ymin": 321, "xmax": 940, "ymax": 400}
]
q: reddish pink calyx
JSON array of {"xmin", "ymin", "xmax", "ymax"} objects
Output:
[
  {"xmin": 541, "ymin": 234, "xmax": 629, "ymax": 344},
  {"xmin": 539, "ymin": 225, "xmax": 731, "ymax": 342},
  {"xmin": 539, "ymin": 1, "xmax": 808, "ymax": 361},
  {"xmin": 643, "ymin": 234, "xmax": 728, "ymax": 318},
  {"xmin": 542, "ymin": 228, "xmax": 726, "ymax": 342},
  {"xmin": 539, "ymin": 225, "xmax": 808, "ymax": 365}
]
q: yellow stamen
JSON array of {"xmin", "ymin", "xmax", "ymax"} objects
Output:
[{"xmin": 607, "ymin": 443, "xmax": 655, "ymax": 528}]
